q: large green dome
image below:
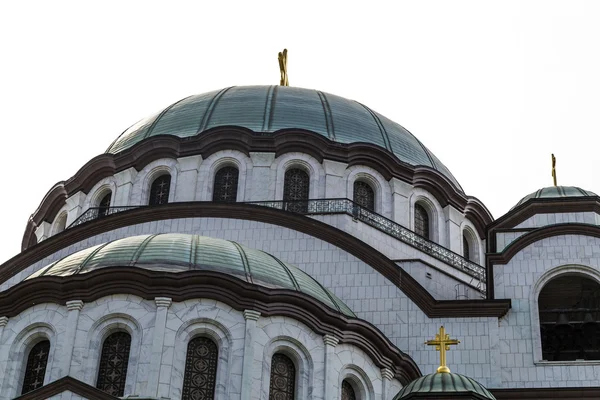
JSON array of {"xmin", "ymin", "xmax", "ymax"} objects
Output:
[
  {"xmin": 107, "ymin": 85, "xmax": 461, "ymax": 189},
  {"xmin": 394, "ymin": 373, "xmax": 496, "ymax": 399},
  {"xmin": 26, "ymin": 233, "xmax": 354, "ymax": 317}
]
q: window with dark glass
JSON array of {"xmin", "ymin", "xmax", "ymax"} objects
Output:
[
  {"xmin": 283, "ymin": 168, "xmax": 309, "ymax": 213},
  {"xmin": 353, "ymin": 181, "xmax": 375, "ymax": 211},
  {"xmin": 341, "ymin": 379, "xmax": 357, "ymax": 400},
  {"xmin": 21, "ymin": 340, "xmax": 50, "ymax": 395},
  {"xmin": 149, "ymin": 175, "xmax": 171, "ymax": 206},
  {"xmin": 182, "ymin": 337, "xmax": 218, "ymax": 400},
  {"xmin": 463, "ymin": 234, "xmax": 470, "ymax": 261},
  {"xmin": 539, "ymin": 275, "xmax": 600, "ymax": 361},
  {"xmin": 96, "ymin": 332, "xmax": 131, "ymax": 397},
  {"xmin": 414, "ymin": 204, "xmax": 430, "ymax": 239},
  {"xmin": 98, "ymin": 193, "xmax": 112, "ymax": 218},
  {"xmin": 213, "ymin": 166, "xmax": 239, "ymax": 202},
  {"xmin": 268, "ymin": 353, "xmax": 296, "ymax": 400}
]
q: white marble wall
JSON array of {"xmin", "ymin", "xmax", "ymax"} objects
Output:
[
  {"xmin": 0, "ymin": 297, "xmax": 403, "ymax": 400},
  {"xmin": 513, "ymin": 211, "xmax": 600, "ymax": 229},
  {"xmin": 39, "ymin": 151, "xmax": 482, "ymax": 260},
  {"xmin": 494, "ymin": 233, "xmax": 600, "ymax": 388}
]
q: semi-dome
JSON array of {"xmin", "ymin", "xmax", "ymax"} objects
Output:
[
  {"xmin": 514, "ymin": 186, "xmax": 597, "ymax": 208},
  {"xmin": 394, "ymin": 372, "xmax": 496, "ymax": 399},
  {"xmin": 107, "ymin": 85, "xmax": 462, "ymax": 190},
  {"xmin": 26, "ymin": 233, "xmax": 354, "ymax": 317}
]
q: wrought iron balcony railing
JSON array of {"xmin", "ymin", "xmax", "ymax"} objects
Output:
[{"xmin": 66, "ymin": 198, "xmax": 485, "ymax": 291}]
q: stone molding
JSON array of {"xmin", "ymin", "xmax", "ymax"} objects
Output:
[
  {"xmin": 243, "ymin": 309, "xmax": 261, "ymax": 321},
  {"xmin": 323, "ymin": 334, "xmax": 340, "ymax": 347},
  {"xmin": 0, "ymin": 316, "xmax": 7, "ymax": 327},
  {"xmin": 6, "ymin": 202, "xmax": 511, "ymax": 317},
  {"xmin": 13, "ymin": 376, "xmax": 118, "ymax": 400},
  {"xmin": 66, "ymin": 299, "xmax": 84, "ymax": 311},
  {"xmin": 381, "ymin": 367, "xmax": 394, "ymax": 380},
  {"xmin": 154, "ymin": 297, "xmax": 172, "ymax": 308}
]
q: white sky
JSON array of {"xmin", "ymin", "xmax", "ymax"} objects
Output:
[{"xmin": 1, "ymin": 1, "xmax": 599, "ymax": 264}]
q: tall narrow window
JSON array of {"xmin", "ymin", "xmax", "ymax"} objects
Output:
[
  {"xmin": 149, "ymin": 175, "xmax": 171, "ymax": 206},
  {"xmin": 182, "ymin": 337, "xmax": 218, "ymax": 400},
  {"xmin": 539, "ymin": 275, "xmax": 600, "ymax": 361},
  {"xmin": 353, "ymin": 181, "xmax": 375, "ymax": 211},
  {"xmin": 213, "ymin": 166, "xmax": 239, "ymax": 202},
  {"xmin": 96, "ymin": 332, "xmax": 131, "ymax": 397},
  {"xmin": 341, "ymin": 380, "xmax": 357, "ymax": 400},
  {"xmin": 414, "ymin": 204, "xmax": 430, "ymax": 239},
  {"xmin": 463, "ymin": 234, "xmax": 470, "ymax": 261},
  {"xmin": 283, "ymin": 168, "xmax": 309, "ymax": 213},
  {"xmin": 98, "ymin": 193, "xmax": 112, "ymax": 218},
  {"xmin": 268, "ymin": 353, "xmax": 295, "ymax": 400},
  {"xmin": 21, "ymin": 340, "xmax": 50, "ymax": 395}
]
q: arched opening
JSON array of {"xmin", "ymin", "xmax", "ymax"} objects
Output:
[
  {"xmin": 268, "ymin": 353, "xmax": 296, "ymax": 399},
  {"xmin": 353, "ymin": 181, "xmax": 375, "ymax": 211},
  {"xmin": 97, "ymin": 192, "xmax": 112, "ymax": 218},
  {"xmin": 213, "ymin": 166, "xmax": 239, "ymax": 202},
  {"xmin": 539, "ymin": 275, "xmax": 600, "ymax": 361},
  {"xmin": 96, "ymin": 331, "xmax": 132, "ymax": 396},
  {"xmin": 149, "ymin": 174, "xmax": 171, "ymax": 206},
  {"xmin": 53, "ymin": 212, "xmax": 67, "ymax": 235},
  {"xmin": 463, "ymin": 234, "xmax": 470, "ymax": 261},
  {"xmin": 414, "ymin": 203, "xmax": 430, "ymax": 239},
  {"xmin": 342, "ymin": 379, "xmax": 357, "ymax": 400},
  {"xmin": 181, "ymin": 336, "xmax": 218, "ymax": 400},
  {"xmin": 21, "ymin": 340, "xmax": 50, "ymax": 395},
  {"xmin": 283, "ymin": 168, "xmax": 309, "ymax": 213}
]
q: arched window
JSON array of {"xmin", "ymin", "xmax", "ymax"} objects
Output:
[
  {"xmin": 353, "ymin": 181, "xmax": 375, "ymax": 211},
  {"xmin": 268, "ymin": 353, "xmax": 296, "ymax": 400},
  {"xmin": 414, "ymin": 204, "xmax": 430, "ymax": 239},
  {"xmin": 341, "ymin": 379, "xmax": 357, "ymax": 400},
  {"xmin": 539, "ymin": 275, "xmax": 600, "ymax": 361},
  {"xmin": 463, "ymin": 234, "xmax": 470, "ymax": 261},
  {"xmin": 149, "ymin": 175, "xmax": 171, "ymax": 206},
  {"xmin": 53, "ymin": 213, "xmax": 67, "ymax": 235},
  {"xmin": 213, "ymin": 166, "xmax": 239, "ymax": 202},
  {"xmin": 96, "ymin": 332, "xmax": 131, "ymax": 396},
  {"xmin": 98, "ymin": 192, "xmax": 112, "ymax": 218},
  {"xmin": 21, "ymin": 340, "xmax": 50, "ymax": 395},
  {"xmin": 283, "ymin": 168, "xmax": 309, "ymax": 213},
  {"xmin": 182, "ymin": 337, "xmax": 218, "ymax": 400}
]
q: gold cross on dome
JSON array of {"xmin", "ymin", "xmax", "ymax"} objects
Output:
[
  {"xmin": 278, "ymin": 49, "xmax": 289, "ymax": 86},
  {"xmin": 425, "ymin": 326, "xmax": 460, "ymax": 373},
  {"xmin": 551, "ymin": 153, "xmax": 557, "ymax": 186}
]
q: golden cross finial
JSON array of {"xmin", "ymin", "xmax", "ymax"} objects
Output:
[
  {"xmin": 551, "ymin": 154, "xmax": 557, "ymax": 186},
  {"xmin": 278, "ymin": 49, "xmax": 289, "ymax": 86},
  {"xmin": 425, "ymin": 326, "xmax": 460, "ymax": 373}
]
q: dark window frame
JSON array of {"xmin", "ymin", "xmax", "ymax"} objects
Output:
[
  {"xmin": 283, "ymin": 168, "xmax": 310, "ymax": 213},
  {"xmin": 181, "ymin": 336, "xmax": 219, "ymax": 400},
  {"xmin": 213, "ymin": 166, "xmax": 239, "ymax": 203},
  {"xmin": 268, "ymin": 353, "xmax": 296, "ymax": 400},
  {"xmin": 96, "ymin": 331, "xmax": 132, "ymax": 397},
  {"xmin": 149, "ymin": 175, "xmax": 171, "ymax": 206},
  {"xmin": 414, "ymin": 203, "xmax": 430, "ymax": 239},
  {"xmin": 353, "ymin": 181, "xmax": 375, "ymax": 211},
  {"xmin": 21, "ymin": 340, "xmax": 50, "ymax": 395}
]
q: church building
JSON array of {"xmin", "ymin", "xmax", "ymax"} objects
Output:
[{"xmin": 1, "ymin": 53, "xmax": 599, "ymax": 399}]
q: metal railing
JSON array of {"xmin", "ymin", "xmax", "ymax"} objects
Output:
[{"xmin": 66, "ymin": 198, "xmax": 486, "ymax": 291}]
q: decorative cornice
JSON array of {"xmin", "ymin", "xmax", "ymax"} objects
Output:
[
  {"xmin": 0, "ymin": 268, "xmax": 421, "ymax": 384},
  {"xmin": 381, "ymin": 367, "xmax": 394, "ymax": 380},
  {"xmin": 6, "ymin": 203, "xmax": 511, "ymax": 318},
  {"xmin": 0, "ymin": 316, "xmax": 8, "ymax": 328},
  {"xmin": 323, "ymin": 334, "xmax": 340, "ymax": 347},
  {"xmin": 66, "ymin": 300, "xmax": 84, "ymax": 312},
  {"xmin": 14, "ymin": 376, "xmax": 118, "ymax": 400},
  {"xmin": 243, "ymin": 309, "xmax": 261, "ymax": 321},
  {"xmin": 491, "ymin": 386, "xmax": 600, "ymax": 399},
  {"xmin": 154, "ymin": 297, "xmax": 172, "ymax": 309},
  {"xmin": 23, "ymin": 127, "xmax": 492, "ymax": 250}
]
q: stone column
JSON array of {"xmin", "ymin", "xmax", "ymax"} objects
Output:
[
  {"xmin": 444, "ymin": 205, "xmax": 462, "ymax": 252},
  {"xmin": 148, "ymin": 297, "xmax": 172, "ymax": 397},
  {"xmin": 114, "ymin": 167, "xmax": 138, "ymax": 206},
  {"xmin": 249, "ymin": 153, "xmax": 275, "ymax": 201},
  {"xmin": 323, "ymin": 160, "xmax": 348, "ymax": 198},
  {"xmin": 61, "ymin": 300, "xmax": 84, "ymax": 376},
  {"xmin": 65, "ymin": 192, "xmax": 87, "ymax": 227},
  {"xmin": 175, "ymin": 155, "xmax": 203, "ymax": 202},
  {"xmin": 241, "ymin": 310, "xmax": 261, "ymax": 400},
  {"xmin": 0, "ymin": 317, "xmax": 8, "ymax": 340},
  {"xmin": 323, "ymin": 334, "xmax": 339, "ymax": 400},
  {"xmin": 390, "ymin": 178, "xmax": 411, "ymax": 227},
  {"xmin": 381, "ymin": 368, "xmax": 394, "ymax": 400},
  {"xmin": 34, "ymin": 222, "xmax": 52, "ymax": 242}
]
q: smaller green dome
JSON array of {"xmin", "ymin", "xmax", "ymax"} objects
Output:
[
  {"xmin": 514, "ymin": 186, "xmax": 597, "ymax": 208},
  {"xmin": 26, "ymin": 234, "xmax": 354, "ymax": 317},
  {"xmin": 394, "ymin": 373, "xmax": 496, "ymax": 399}
]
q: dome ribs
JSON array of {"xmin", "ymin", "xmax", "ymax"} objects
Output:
[
  {"xmin": 356, "ymin": 102, "xmax": 393, "ymax": 153},
  {"xmin": 316, "ymin": 91, "xmax": 336, "ymax": 141},
  {"xmin": 263, "ymin": 85, "xmax": 278, "ymax": 132},
  {"xmin": 197, "ymin": 86, "xmax": 232, "ymax": 133},
  {"xmin": 144, "ymin": 95, "xmax": 193, "ymax": 140}
]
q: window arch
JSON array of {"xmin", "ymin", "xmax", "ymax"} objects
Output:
[
  {"xmin": 283, "ymin": 168, "xmax": 309, "ymax": 213},
  {"xmin": 97, "ymin": 192, "xmax": 112, "ymax": 218},
  {"xmin": 539, "ymin": 274, "xmax": 600, "ymax": 361},
  {"xmin": 353, "ymin": 181, "xmax": 375, "ymax": 211},
  {"xmin": 463, "ymin": 234, "xmax": 470, "ymax": 261},
  {"xmin": 268, "ymin": 353, "xmax": 296, "ymax": 400},
  {"xmin": 181, "ymin": 336, "xmax": 218, "ymax": 400},
  {"xmin": 52, "ymin": 212, "xmax": 67, "ymax": 235},
  {"xmin": 213, "ymin": 166, "xmax": 239, "ymax": 202},
  {"xmin": 21, "ymin": 340, "xmax": 50, "ymax": 395},
  {"xmin": 414, "ymin": 203, "xmax": 430, "ymax": 239},
  {"xmin": 342, "ymin": 379, "xmax": 357, "ymax": 400},
  {"xmin": 149, "ymin": 175, "xmax": 171, "ymax": 206},
  {"xmin": 96, "ymin": 331, "xmax": 131, "ymax": 396}
]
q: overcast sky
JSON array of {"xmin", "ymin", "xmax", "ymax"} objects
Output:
[{"xmin": 1, "ymin": 1, "xmax": 599, "ymax": 264}]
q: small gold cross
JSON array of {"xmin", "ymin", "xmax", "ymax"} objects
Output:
[
  {"xmin": 425, "ymin": 326, "xmax": 460, "ymax": 373},
  {"xmin": 278, "ymin": 49, "xmax": 289, "ymax": 86}
]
